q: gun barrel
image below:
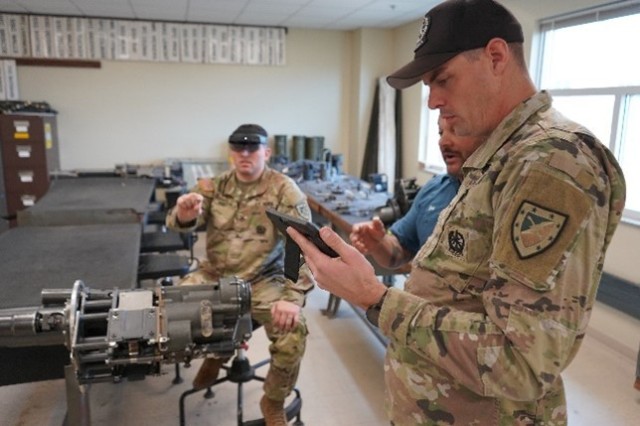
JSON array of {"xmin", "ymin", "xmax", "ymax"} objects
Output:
[{"xmin": 0, "ymin": 306, "xmax": 66, "ymax": 347}]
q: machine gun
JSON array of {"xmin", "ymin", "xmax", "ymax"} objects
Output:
[
  {"xmin": 374, "ymin": 178, "xmax": 421, "ymax": 225},
  {"xmin": 0, "ymin": 278, "xmax": 252, "ymax": 384}
]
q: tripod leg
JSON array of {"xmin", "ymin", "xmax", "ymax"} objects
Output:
[{"xmin": 237, "ymin": 381, "xmax": 244, "ymax": 426}]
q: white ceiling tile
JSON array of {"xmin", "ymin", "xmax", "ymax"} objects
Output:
[
  {"xmin": 243, "ymin": 3, "xmax": 300, "ymax": 15},
  {"xmin": 189, "ymin": 0, "xmax": 249, "ymax": 6},
  {"xmin": 307, "ymin": 0, "xmax": 371, "ymax": 7},
  {"xmin": 0, "ymin": 2, "xmax": 26, "ymax": 14},
  {"xmin": 12, "ymin": 0, "xmax": 81, "ymax": 15},
  {"xmin": 186, "ymin": 10, "xmax": 241, "ymax": 24},
  {"xmin": 292, "ymin": 6, "xmax": 357, "ymax": 19}
]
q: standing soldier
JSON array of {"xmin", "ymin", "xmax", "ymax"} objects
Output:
[{"xmin": 287, "ymin": 1, "xmax": 626, "ymax": 424}]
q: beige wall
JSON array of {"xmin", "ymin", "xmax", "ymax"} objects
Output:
[
  {"xmin": 346, "ymin": 28, "xmax": 396, "ymax": 177},
  {"xmin": 18, "ymin": 28, "xmax": 352, "ymax": 171}
]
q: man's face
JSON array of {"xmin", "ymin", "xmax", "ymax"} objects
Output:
[
  {"xmin": 438, "ymin": 121, "xmax": 483, "ymax": 179},
  {"xmin": 423, "ymin": 49, "xmax": 499, "ymax": 140},
  {"xmin": 229, "ymin": 142, "xmax": 271, "ymax": 182}
]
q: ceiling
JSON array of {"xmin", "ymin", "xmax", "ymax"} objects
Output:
[{"xmin": 0, "ymin": 0, "xmax": 440, "ymax": 31}]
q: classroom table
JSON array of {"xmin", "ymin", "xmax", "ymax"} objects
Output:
[
  {"xmin": 17, "ymin": 177, "xmax": 156, "ymax": 226},
  {"xmin": 297, "ymin": 175, "xmax": 389, "ymax": 232},
  {"xmin": 297, "ymin": 175, "xmax": 394, "ymax": 323}
]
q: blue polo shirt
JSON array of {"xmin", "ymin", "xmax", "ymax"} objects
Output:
[{"xmin": 389, "ymin": 174, "xmax": 459, "ymax": 256}]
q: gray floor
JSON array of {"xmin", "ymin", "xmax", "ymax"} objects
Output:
[{"xmin": 1, "ymin": 236, "xmax": 639, "ymax": 425}]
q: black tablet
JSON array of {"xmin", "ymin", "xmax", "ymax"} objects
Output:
[{"xmin": 265, "ymin": 208, "xmax": 338, "ymax": 258}]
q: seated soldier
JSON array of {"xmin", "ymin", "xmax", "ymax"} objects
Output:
[{"xmin": 167, "ymin": 123, "xmax": 314, "ymax": 426}]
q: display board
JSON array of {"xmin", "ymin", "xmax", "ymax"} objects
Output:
[{"xmin": 0, "ymin": 13, "xmax": 286, "ymax": 66}]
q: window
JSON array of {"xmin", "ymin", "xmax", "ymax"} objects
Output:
[
  {"xmin": 418, "ymin": 1, "xmax": 640, "ymax": 224},
  {"xmin": 535, "ymin": 1, "xmax": 640, "ymax": 223},
  {"xmin": 418, "ymin": 93, "xmax": 443, "ymax": 174}
]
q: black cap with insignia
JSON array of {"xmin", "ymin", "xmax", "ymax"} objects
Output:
[{"xmin": 387, "ymin": 0, "xmax": 524, "ymax": 90}]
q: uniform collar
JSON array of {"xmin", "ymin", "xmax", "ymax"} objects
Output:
[
  {"xmin": 463, "ymin": 91, "xmax": 552, "ymax": 172},
  {"xmin": 222, "ymin": 166, "xmax": 273, "ymax": 197}
]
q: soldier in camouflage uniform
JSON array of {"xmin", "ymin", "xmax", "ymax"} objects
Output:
[
  {"xmin": 288, "ymin": 1, "xmax": 626, "ymax": 425},
  {"xmin": 167, "ymin": 124, "xmax": 313, "ymax": 426}
]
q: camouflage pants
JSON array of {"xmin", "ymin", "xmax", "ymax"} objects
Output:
[{"xmin": 180, "ymin": 269, "xmax": 308, "ymax": 401}]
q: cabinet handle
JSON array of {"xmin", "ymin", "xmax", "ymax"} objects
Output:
[
  {"xmin": 20, "ymin": 194, "xmax": 36, "ymax": 207},
  {"xmin": 16, "ymin": 145, "xmax": 32, "ymax": 158},
  {"xmin": 19, "ymin": 170, "xmax": 34, "ymax": 183}
]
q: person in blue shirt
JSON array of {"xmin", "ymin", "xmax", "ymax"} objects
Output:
[{"xmin": 350, "ymin": 120, "xmax": 478, "ymax": 270}]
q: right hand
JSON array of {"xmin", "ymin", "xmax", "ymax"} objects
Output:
[
  {"xmin": 349, "ymin": 217, "xmax": 386, "ymax": 255},
  {"xmin": 287, "ymin": 225, "xmax": 386, "ymax": 310},
  {"xmin": 175, "ymin": 193, "xmax": 204, "ymax": 224}
]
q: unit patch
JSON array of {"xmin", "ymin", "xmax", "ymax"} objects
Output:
[
  {"xmin": 197, "ymin": 178, "xmax": 214, "ymax": 192},
  {"xmin": 512, "ymin": 201, "xmax": 567, "ymax": 259},
  {"xmin": 448, "ymin": 229, "xmax": 465, "ymax": 257},
  {"xmin": 415, "ymin": 15, "xmax": 431, "ymax": 51},
  {"xmin": 296, "ymin": 202, "xmax": 311, "ymax": 220}
]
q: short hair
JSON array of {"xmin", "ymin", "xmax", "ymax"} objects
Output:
[{"xmin": 461, "ymin": 42, "xmax": 527, "ymax": 71}]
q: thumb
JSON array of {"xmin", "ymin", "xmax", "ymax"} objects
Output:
[
  {"xmin": 372, "ymin": 217, "xmax": 387, "ymax": 236},
  {"xmin": 319, "ymin": 226, "xmax": 352, "ymax": 257}
]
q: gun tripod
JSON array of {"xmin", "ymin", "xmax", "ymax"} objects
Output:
[{"xmin": 179, "ymin": 346, "xmax": 304, "ymax": 425}]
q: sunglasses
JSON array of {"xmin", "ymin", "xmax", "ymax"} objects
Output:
[{"xmin": 229, "ymin": 142, "xmax": 263, "ymax": 153}]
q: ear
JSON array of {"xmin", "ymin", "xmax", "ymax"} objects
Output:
[{"xmin": 485, "ymin": 38, "xmax": 509, "ymax": 74}]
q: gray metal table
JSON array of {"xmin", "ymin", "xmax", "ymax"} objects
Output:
[
  {"xmin": 17, "ymin": 177, "xmax": 156, "ymax": 226},
  {"xmin": 0, "ymin": 223, "xmax": 141, "ymax": 385}
]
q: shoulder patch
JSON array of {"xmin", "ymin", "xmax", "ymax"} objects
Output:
[
  {"xmin": 512, "ymin": 201, "xmax": 567, "ymax": 259},
  {"xmin": 296, "ymin": 202, "xmax": 311, "ymax": 220},
  {"xmin": 197, "ymin": 178, "xmax": 214, "ymax": 192},
  {"xmin": 494, "ymin": 163, "xmax": 592, "ymax": 291}
]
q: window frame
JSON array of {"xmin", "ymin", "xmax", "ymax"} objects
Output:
[{"xmin": 532, "ymin": 1, "xmax": 640, "ymax": 225}]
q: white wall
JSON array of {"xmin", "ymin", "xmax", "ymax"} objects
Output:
[{"xmin": 17, "ymin": 28, "xmax": 353, "ymax": 171}]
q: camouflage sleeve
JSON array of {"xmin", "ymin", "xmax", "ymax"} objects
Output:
[
  {"xmin": 276, "ymin": 178, "xmax": 315, "ymax": 306},
  {"xmin": 378, "ymin": 142, "xmax": 621, "ymax": 400},
  {"xmin": 166, "ymin": 180, "xmax": 214, "ymax": 232}
]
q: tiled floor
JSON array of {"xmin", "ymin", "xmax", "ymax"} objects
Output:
[{"xmin": 1, "ymin": 235, "xmax": 639, "ymax": 425}]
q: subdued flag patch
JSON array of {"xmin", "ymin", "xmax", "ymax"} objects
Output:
[{"xmin": 512, "ymin": 201, "xmax": 567, "ymax": 259}]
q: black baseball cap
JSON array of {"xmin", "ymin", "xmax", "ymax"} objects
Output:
[
  {"xmin": 229, "ymin": 124, "xmax": 268, "ymax": 145},
  {"xmin": 387, "ymin": 0, "xmax": 524, "ymax": 89}
]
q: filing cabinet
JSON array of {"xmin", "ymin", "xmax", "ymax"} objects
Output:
[{"xmin": 0, "ymin": 114, "xmax": 60, "ymax": 222}]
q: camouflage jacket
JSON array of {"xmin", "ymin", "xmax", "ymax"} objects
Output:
[
  {"xmin": 379, "ymin": 91, "xmax": 626, "ymax": 425},
  {"xmin": 167, "ymin": 166, "xmax": 314, "ymax": 306}
]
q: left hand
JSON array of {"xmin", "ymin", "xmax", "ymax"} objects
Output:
[{"xmin": 271, "ymin": 300, "xmax": 301, "ymax": 332}]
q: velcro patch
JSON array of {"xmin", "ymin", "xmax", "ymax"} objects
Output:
[
  {"xmin": 197, "ymin": 178, "xmax": 214, "ymax": 192},
  {"xmin": 512, "ymin": 201, "xmax": 567, "ymax": 259},
  {"xmin": 494, "ymin": 164, "xmax": 592, "ymax": 291},
  {"xmin": 296, "ymin": 202, "xmax": 311, "ymax": 220}
]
